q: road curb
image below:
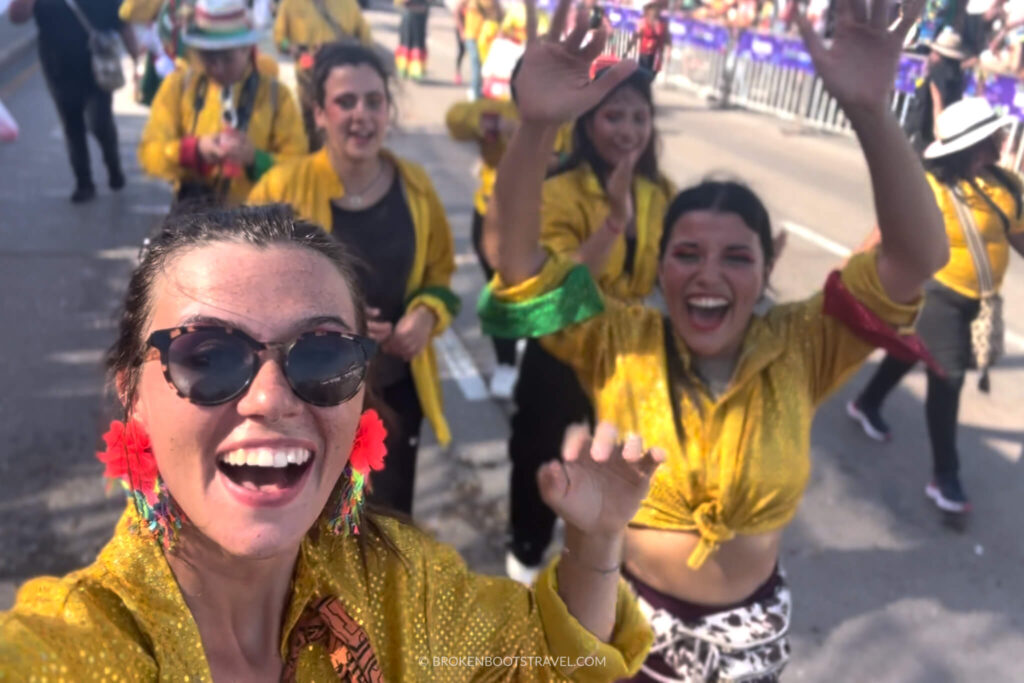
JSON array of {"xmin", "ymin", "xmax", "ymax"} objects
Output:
[{"xmin": 0, "ymin": 31, "xmax": 37, "ymax": 74}]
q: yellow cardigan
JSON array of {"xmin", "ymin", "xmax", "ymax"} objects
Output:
[
  {"xmin": 274, "ymin": 0, "xmax": 374, "ymax": 50},
  {"xmin": 540, "ymin": 164, "xmax": 674, "ymax": 301},
  {"xmin": 139, "ymin": 64, "xmax": 308, "ymax": 205},
  {"xmin": 481, "ymin": 250, "xmax": 921, "ymax": 568},
  {"xmin": 249, "ymin": 148, "xmax": 456, "ymax": 445},
  {"xmin": 0, "ymin": 505, "xmax": 652, "ymax": 680}
]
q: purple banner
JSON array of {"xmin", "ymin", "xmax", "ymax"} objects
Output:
[
  {"xmin": 895, "ymin": 54, "xmax": 926, "ymax": 95},
  {"xmin": 669, "ymin": 17, "xmax": 731, "ymax": 51}
]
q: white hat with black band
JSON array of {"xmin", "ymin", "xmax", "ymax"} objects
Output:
[{"xmin": 923, "ymin": 97, "xmax": 1015, "ymax": 160}]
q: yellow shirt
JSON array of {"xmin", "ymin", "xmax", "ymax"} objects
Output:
[
  {"xmin": 483, "ymin": 250, "xmax": 921, "ymax": 568},
  {"xmin": 499, "ymin": 5, "xmax": 550, "ymax": 42},
  {"xmin": 0, "ymin": 506, "xmax": 652, "ymax": 680},
  {"xmin": 541, "ymin": 164, "xmax": 675, "ymax": 301},
  {"xmin": 464, "ymin": 0, "xmax": 500, "ymax": 40},
  {"xmin": 274, "ymin": 0, "xmax": 373, "ymax": 49},
  {"xmin": 248, "ymin": 149, "xmax": 456, "ymax": 445},
  {"xmin": 139, "ymin": 64, "xmax": 308, "ymax": 205},
  {"xmin": 927, "ymin": 171, "xmax": 1024, "ymax": 299}
]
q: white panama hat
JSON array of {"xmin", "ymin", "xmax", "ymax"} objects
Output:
[
  {"xmin": 928, "ymin": 27, "xmax": 968, "ymax": 60},
  {"xmin": 923, "ymin": 97, "xmax": 1015, "ymax": 159}
]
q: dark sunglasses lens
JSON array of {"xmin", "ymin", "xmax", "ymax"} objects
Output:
[
  {"xmin": 287, "ymin": 334, "xmax": 367, "ymax": 406},
  {"xmin": 166, "ymin": 330, "xmax": 255, "ymax": 405}
]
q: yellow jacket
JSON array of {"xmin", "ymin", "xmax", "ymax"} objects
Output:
[
  {"xmin": 541, "ymin": 163, "xmax": 675, "ymax": 301},
  {"xmin": 481, "ymin": 250, "xmax": 921, "ymax": 568},
  {"xmin": 446, "ymin": 100, "xmax": 574, "ymax": 216},
  {"xmin": 249, "ymin": 149, "xmax": 456, "ymax": 444},
  {"xmin": 500, "ymin": 4, "xmax": 550, "ymax": 41},
  {"xmin": 139, "ymin": 63, "xmax": 308, "ymax": 205},
  {"xmin": 118, "ymin": 0, "xmax": 162, "ymax": 23},
  {"xmin": 274, "ymin": 0, "xmax": 373, "ymax": 50},
  {"xmin": 463, "ymin": 0, "xmax": 500, "ymax": 39},
  {"xmin": 928, "ymin": 170, "xmax": 1024, "ymax": 299},
  {"xmin": 0, "ymin": 505, "xmax": 652, "ymax": 680}
]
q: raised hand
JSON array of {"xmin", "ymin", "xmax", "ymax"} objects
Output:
[
  {"xmin": 796, "ymin": 0, "xmax": 926, "ymax": 114},
  {"xmin": 512, "ymin": 0, "xmax": 638, "ymax": 124},
  {"xmin": 539, "ymin": 422, "xmax": 665, "ymax": 536},
  {"xmin": 606, "ymin": 150, "xmax": 639, "ymax": 228}
]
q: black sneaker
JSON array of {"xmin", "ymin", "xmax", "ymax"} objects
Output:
[
  {"xmin": 70, "ymin": 184, "xmax": 96, "ymax": 203},
  {"xmin": 846, "ymin": 400, "xmax": 891, "ymax": 442},
  {"xmin": 109, "ymin": 169, "xmax": 126, "ymax": 191},
  {"xmin": 925, "ymin": 476, "xmax": 971, "ymax": 514}
]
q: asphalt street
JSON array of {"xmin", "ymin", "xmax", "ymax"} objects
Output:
[{"xmin": 0, "ymin": 4, "xmax": 1022, "ymax": 680}]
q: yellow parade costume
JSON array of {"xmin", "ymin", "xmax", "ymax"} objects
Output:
[
  {"xmin": 0, "ymin": 505, "xmax": 652, "ymax": 680},
  {"xmin": 139, "ymin": 62, "xmax": 308, "ymax": 204},
  {"xmin": 480, "ymin": 250, "xmax": 921, "ymax": 568},
  {"xmin": 539, "ymin": 164, "xmax": 675, "ymax": 301},
  {"xmin": 273, "ymin": 0, "xmax": 373, "ymax": 51},
  {"xmin": 248, "ymin": 149, "xmax": 457, "ymax": 445}
]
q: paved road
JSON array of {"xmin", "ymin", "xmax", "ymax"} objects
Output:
[{"xmin": 1, "ymin": 5, "xmax": 1022, "ymax": 681}]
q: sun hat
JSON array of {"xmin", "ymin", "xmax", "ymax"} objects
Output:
[
  {"xmin": 923, "ymin": 97, "xmax": 1015, "ymax": 159},
  {"xmin": 927, "ymin": 27, "xmax": 968, "ymax": 60},
  {"xmin": 181, "ymin": 0, "xmax": 264, "ymax": 50},
  {"xmin": 966, "ymin": 0, "xmax": 996, "ymax": 15}
]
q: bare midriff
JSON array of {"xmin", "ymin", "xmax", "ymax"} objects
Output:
[{"xmin": 623, "ymin": 527, "xmax": 783, "ymax": 605}]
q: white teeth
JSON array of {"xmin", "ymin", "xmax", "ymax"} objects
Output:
[
  {"xmin": 219, "ymin": 448, "xmax": 313, "ymax": 468},
  {"xmin": 688, "ymin": 296, "xmax": 729, "ymax": 308}
]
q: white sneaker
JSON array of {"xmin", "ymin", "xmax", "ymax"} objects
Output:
[
  {"xmin": 505, "ymin": 552, "xmax": 541, "ymax": 586},
  {"xmin": 489, "ymin": 364, "xmax": 518, "ymax": 400}
]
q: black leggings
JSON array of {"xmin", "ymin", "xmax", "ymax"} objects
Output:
[
  {"xmin": 471, "ymin": 209, "xmax": 518, "ymax": 366},
  {"xmin": 507, "ymin": 340, "xmax": 593, "ymax": 565},
  {"xmin": 455, "ymin": 26, "xmax": 466, "ymax": 71},
  {"xmin": 43, "ymin": 69, "xmax": 121, "ymax": 189},
  {"xmin": 366, "ymin": 371, "xmax": 424, "ymax": 515},
  {"xmin": 856, "ymin": 281, "xmax": 979, "ymax": 479}
]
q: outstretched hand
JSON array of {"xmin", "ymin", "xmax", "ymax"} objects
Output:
[
  {"xmin": 796, "ymin": 0, "xmax": 926, "ymax": 113},
  {"xmin": 539, "ymin": 422, "xmax": 665, "ymax": 536},
  {"xmin": 512, "ymin": 0, "xmax": 638, "ymax": 124}
]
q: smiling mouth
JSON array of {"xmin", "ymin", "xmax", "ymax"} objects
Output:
[
  {"xmin": 686, "ymin": 296, "xmax": 731, "ymax": 330},
  {"xmin": 217, "ymin": 448, "xmax": 314, "ymax": 493}
]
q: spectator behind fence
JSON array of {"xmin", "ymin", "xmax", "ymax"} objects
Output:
[
  {"xmin": 630, "ymin": 1, "xmax": 669, "ymax": 72},
  {"xmin": 904, "ymin": 28, "xmax": 967, "ymax": 155}
]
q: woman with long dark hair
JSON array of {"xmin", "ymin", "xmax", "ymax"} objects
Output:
[
  {"xmin": 481, "ymin": 0, "xmax": 948, "ymax": 677},
  {"xmin": 849, "ymin": 97, "xmax": 1024, "ymax": 515},
  {"xmin": 501, "ymin": 54, "xmax": 675, "ymax": 584}
]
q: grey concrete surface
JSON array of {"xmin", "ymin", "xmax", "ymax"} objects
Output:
[{"xmin": 0, "ymin": 3, "xmax": 1021, "ymax": 681}]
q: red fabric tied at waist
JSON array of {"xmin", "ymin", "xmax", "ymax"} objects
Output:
[{"xmin": 822, "ymin": 270, "xmax": 945, "ymax": 377}]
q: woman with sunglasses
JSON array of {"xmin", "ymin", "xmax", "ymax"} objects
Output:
[
  {"xmin": 499, "ymin": 54, "xmax": 675, "ymax": 585},
  {"xmin": 0, "ymin": 203, "xmax": 660, "ymax": 680},
  {"xmin": 481, "ymin": 0, "xmax": 947, "ymax": 678},
  {"xmin": 138, "ymin": 0, "xmax": 308, "ymax": 206},
  {"xmin": 249, "ymin": 43, "xmax": 457, "ymax": 517}
]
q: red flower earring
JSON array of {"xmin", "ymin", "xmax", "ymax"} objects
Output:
[
  {"xmin": 327, "ymin": 410, "xmax": 388, "ymax": 537},
  {"xmin": 96, "ymin": 419, "xmax": 183, "ymax": 547}
]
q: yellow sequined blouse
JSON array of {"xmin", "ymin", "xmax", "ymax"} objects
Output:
[
  {"xmin": 0, "ymin": 506, "xmax": 651, "ymax": 681},
  {"xmin": 540, "ymin": 164, "xmax": 674, "ymax": 302},
  {"xmin": 485, "ymin": 250, "xmax": 920, "ymax": 568}
]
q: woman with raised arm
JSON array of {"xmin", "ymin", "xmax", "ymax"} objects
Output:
[
  {"xmin": 0, "ymin": 204, "xmax": 658, "ymax": 681},
  {"xmin": 480, "ymin": 0, "xmax": 948, "ymax": 678}
]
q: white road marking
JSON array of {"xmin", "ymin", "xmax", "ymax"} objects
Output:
[
  {"xmin": 46, "ymin": 349, "xmax": 106, "ymax": 365},
  {"xmin": 781, "ymin": 219, "xmax": 1024, "ymax": 352},
  {"xmin": 434, "ymin": 328, "xmax": 490, "ymax": 402},
  {"xmin": 95, "ymin": 246, "xmax": 139, "ymax": 261},
  {"xmin": 985, "ymin": 436, "xmax": 1022, "ymax": 464},
  {"xmin": 130, "ymin": 203, "xmax": 169, "ymax": 215}
]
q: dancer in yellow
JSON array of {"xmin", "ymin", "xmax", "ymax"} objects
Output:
[
  {"xmin": 250, "ymin": 44, "xmax": 455, "ymax": 516},
  {"xmin": 139, "ymin": 0, "xmax": 307, "ymax": 205},
  {"xmin": 480, "ymin": 0, "xmax": 947, "ymax": 678}
]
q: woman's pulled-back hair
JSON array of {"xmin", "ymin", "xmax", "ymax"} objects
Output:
[
  {"xmin": 659, "ymin": 179, "xmax": 775, "ymax": 268},
  {"xmin": 106, "ymin": 205, "xmax": 407, "ymax": 560},
  {"xmin": 552, "ymin": 69, "xmax": 662, "ymax": 185},
  {"xmin": 313, "ymin": 42, "xmax": 394, "ymax": 110},
  {"xmin": 107, "ymin": 203, "xmax": 367, "ymax": 411}
]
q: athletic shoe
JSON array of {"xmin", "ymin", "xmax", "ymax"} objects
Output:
[
  {"xmin": 71, "ymin": 184, "xmax": 96, "ymax": 203},
  {"xmin": 505, "ymin": 551, "xmax": 541, "ymax": 586},
  {"xmin": 454, "ymin": 73, "xmax": 463, "ymax": 85},
  {"xmin": 925, "ymin": 476, "xmax": 971, "ymax": 514},
  {"xmin": 489, "ymin": 364, "xmax": 518, "ymax": 400},
  {"xmin": 846, "ymin": 400, "xmax": 891, "ymax": 442}
]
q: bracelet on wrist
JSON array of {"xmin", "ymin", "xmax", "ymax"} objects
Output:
[{"xmin": 560, "ymin": 547, "xmax": 621, "ymax": 575}]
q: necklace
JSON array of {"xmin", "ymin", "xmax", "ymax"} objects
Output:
[{"xmin": 341, "ymin": 162, "xmax": 388, "ymax": 209}]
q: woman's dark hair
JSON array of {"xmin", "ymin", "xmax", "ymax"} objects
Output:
[
  {"xmin": 658, "ymin": 179, "xmax": 775, "ymax": 269},
  {"xmin": 107, "ymin": 204, "xmax": 406, "ymax": 561},
  {"xmin": 313, "ymin": 42, "xmax": 394, "ymax": 110},
  {"xmin": 551, "ymin": 69, "xmax": 662, "ymax": 185}
]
